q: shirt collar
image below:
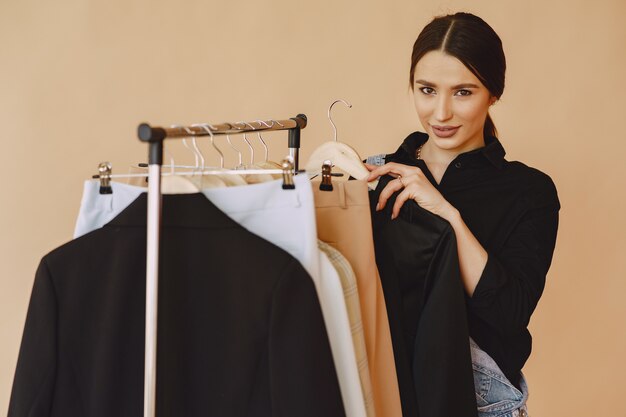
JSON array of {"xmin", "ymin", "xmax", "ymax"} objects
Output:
[{"xmin": 395, "ymin": 131, "xmax": 506, "ymax": 169}]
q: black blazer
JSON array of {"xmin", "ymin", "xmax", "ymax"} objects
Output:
[{"xmin": 9, "ymin": 193, "xmax": 345, "ymax": 417}]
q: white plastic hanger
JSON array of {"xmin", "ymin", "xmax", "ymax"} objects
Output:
[{"xmin": 305, "ymin": 99, "xmax": 377, "ymax": 189}]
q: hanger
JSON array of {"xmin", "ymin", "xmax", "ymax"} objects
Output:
[
  {"xmin": 127, "ymin": 131, "xmax": 200, "ymax": 186},
  {"xmin": 246, "ymin": 120, "xmax": 283, "ymax": 179},
  {"xmin": 198, "ymin": 131, "xmax": 244, "ymax": 187},
  {"xmin": 92, "ymin": 118, "xmax": 299, "ymax": 193},
  {"xmin": 119, "ymin": 125, "xmax": 202, "ymax": 193},
  {"xmin": 255, "ymin": 120, "xmax": 285, "ymax": 175},
  {"xmin": 185, "ymin": 123, "xmax": 246, "ymax": 188},
  {"xmin": 124, "ymin": 124, "xmax": 228, "ymax": 190},
  {"xmin": 236, "ymin": 121, "xmax": 275, "ymax": 184},
  {"xmin": 242, "ymin": 131, "xmax": 255, "ymax": 166},
  {"xmin": 225, "ymin": 133, "xmax": 244, "ymax": 169},
  {"xmin": 304, "ymin": 99, "xmax": 377, "ymax": 190},
  {"xmin": 192, "ymin": 124, "xmax": 234, "ymax": 188},
  {"xmin": 160, "ymin": 125, "xmax": 200, "ymax": 194},
  {"xmin": 256, "ymin": 120, "xmax": 271, "ymax": 163}
]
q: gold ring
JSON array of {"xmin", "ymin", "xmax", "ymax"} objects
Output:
[{"xmin": 398, "ymin": 176, "xmax": 405, "ymax": 187}]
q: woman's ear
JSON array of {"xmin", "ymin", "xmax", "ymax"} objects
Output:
[{"xmin": 490, "ymin": 96, "xmax": 498, "ymax": 106}]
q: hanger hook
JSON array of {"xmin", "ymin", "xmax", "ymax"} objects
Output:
[
  {"xmin": 255, "ymin": 120, "xmax": 270, "ymax": 162},
  {"xmin": 171, "ymin": 124, "xmax": 200, "ymax": 172},
  {"xmin": 239, "ymin": 121, "xmax": 257, "ymax": 165},
  {"xmin": 270, "ymin": 119, "xmax": 284, "ymax": 128},
  {"xmin": 328, "ymin": 99, "xmax": 352, "ymax": 142},
  {"xmin": 225, "ymin": 133, "xmax": 243, "ymax": 168},
  {"xmin": 164, "ymin": 149, "xmax": 175, "ymax": 174},
  {"xmin": 196, "ymin": 123, "xmax": 225, "ymax": 169},
  {"xmin": 183, "ymin": 126, "xmax": 205, "ymax": 173}
]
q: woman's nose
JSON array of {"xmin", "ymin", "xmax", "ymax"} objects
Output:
[{"xmin": 434, "ymin": 96, "xmax": 453, "ymax": 122}]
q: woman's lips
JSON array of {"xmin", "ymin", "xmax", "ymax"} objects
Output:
[{"xmin": 431, "ymin": 125, "xmax": 460, "ymax": 138}]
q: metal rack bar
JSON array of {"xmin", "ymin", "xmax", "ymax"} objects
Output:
[{"xmin": 138, "ymin": 115, "xmax": 307, "ymax": 139}]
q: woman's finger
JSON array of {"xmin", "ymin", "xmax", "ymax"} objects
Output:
[
  {"xmin": 366, "ymin": 165, "xmax": 389, "ymax": 181},
  {"xmin": 367, "ymin": 162, "xmax": 421, "ymax": 181},
  {"xmin": 367, "ymin": 162, "xmax": 404, "ymax": 181},
  {"xmin": 364, "ymin": 163, "xmax": 378, "ymax": 171},
  {"xmin": 391, "ymin": 187, "xmax": 414, "ymax": 220},
  {"xmin": 376, "ymin": 177, "xmax": 404, "ymax": 211}
]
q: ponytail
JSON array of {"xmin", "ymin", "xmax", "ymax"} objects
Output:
[{"xmin": 484, "ymin": 113, "xmax": 498, "ymax": 138}]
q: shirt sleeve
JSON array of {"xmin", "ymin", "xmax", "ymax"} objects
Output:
[
  {"xmin": 8, "ymin": 259, "xmax": 58, "ymax": 416},
  {"xmin": 467, "ymin": 175, "xmax": 560, "ymax": 333},
  {"xmin": 269, "ymin": 258, "xmax": 346, "ymax": 417}
]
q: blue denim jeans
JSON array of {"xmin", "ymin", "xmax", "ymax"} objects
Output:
[{"xmin": 470, "ymin": 338, "xmax": 529, "ymax": 417}]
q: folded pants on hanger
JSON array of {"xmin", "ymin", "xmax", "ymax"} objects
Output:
[{"xmin": 312, "ymin": 180, "xmax": 402, "ymax": 417}]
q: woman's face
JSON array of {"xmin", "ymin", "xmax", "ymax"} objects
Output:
[{"xmin": 412, "ymin": 50, "xmax": 495, "ymax": 154}]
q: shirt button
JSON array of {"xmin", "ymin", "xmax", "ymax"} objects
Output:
[{"xmin": 454, "ymin": 162, "xmax": 462, "ymax": 168}]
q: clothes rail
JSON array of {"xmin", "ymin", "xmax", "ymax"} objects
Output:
[
  {"xmin": 138, "ymin": 114, "xmax": 307, "ymax": 171},
  {"xmin": 136, "ymin": 114, "xmax": 307, "ymax": 417}
]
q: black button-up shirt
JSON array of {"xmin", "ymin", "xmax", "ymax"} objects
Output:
[{"xmin": 382, "ymin": 131, "xmax": 561, "ymax": 387}]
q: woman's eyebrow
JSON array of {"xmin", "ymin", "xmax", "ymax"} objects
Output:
[
  {"xmin": 453, "ymin": 83, "xmax": 480, "ymax": 89},
  {"xmin": 415, "ymin": 79, "xmax": 436, "ymax": 87},
  {"xmin": 415, "ymin": 79, "xmax": 480, "ymax": 89}
]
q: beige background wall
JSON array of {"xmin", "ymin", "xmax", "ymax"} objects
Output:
[{"xmin": 1, "ymin": 0, "xmax": 624, "ymax": 415}]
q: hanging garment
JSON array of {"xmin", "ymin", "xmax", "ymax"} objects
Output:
[
  {"xmin": 370, "ymin": 175, "xmax": 477, "ymax": 417},
  {"xmin": 73, "ymin": 179, "xmax": 145, "ymax": 238},
  {"xmin": 318, "ymin": 241, "xmax": 375, "ymax": 417},
  {"xmin": 312, "ymin": 180, "xmax": 402, "ymax": 417},
  {"xmin": 71, "ymin": 176, "xmax": 367, "ymax": 417},
  {"xmin": 9, "ymin": 193, "xmax": 344, "ymax": 417}
]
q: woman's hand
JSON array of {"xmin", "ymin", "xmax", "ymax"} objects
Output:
[{"xmin": 366, "ymin": 162, "xmax": 459, "ymax": 222}]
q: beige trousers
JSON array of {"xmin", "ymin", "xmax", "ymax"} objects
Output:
[{"xmin": 313, "ymin": 180, "xmax": 402, "ymax": 417}]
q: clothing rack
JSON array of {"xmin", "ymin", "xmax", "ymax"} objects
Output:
[{"xmin": 136, "ymin": 114, "xmax": 307, "ymax": 417}]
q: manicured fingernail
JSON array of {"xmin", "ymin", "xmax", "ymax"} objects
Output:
[{"xmin": 375, "ymin": 203, "xmax": 380, "ymax": 211}]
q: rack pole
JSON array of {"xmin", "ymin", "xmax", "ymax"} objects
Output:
[
  {"xmin": 142, "ymin": 133, "xmax": 165, "ymax": 417},
  {"xmin": 288, "ymin": 116, "xmax": 302, "ymax": 171}
]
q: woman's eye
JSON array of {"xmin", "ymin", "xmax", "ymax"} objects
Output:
[
  {"xmin": 419, "ymin": 87, "xmax": 435, "ymax": 95},
  {"xmin": 455, "ymin": 89, "xmax": 472, "ymax": 96}
]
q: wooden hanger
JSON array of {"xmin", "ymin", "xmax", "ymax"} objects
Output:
[{"xmin": 304, "ymin": 99, "xmax": 378, "ymax": 189}]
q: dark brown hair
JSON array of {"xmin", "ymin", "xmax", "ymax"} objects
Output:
[{"xmin": 410, "ymin": 12, "xmax": 506, "ymax": 138}]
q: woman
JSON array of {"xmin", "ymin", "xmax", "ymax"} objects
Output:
[{"xmin": 366, "ymin": 12, "xmax": 560, "ymax": 417}]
